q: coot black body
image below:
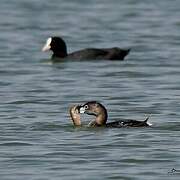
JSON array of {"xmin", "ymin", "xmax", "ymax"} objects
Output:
[{"xmin": 42, "ymin": 37, "xmax": 130, "ymax": 60}]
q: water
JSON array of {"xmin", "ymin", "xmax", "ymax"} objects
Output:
[{"xmin": 0, "ymin": 0, "xmax": 180, "ymax": 179}]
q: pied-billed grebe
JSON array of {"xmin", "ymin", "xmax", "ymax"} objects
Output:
[
  {"xmin": 42, "ymin": 37, "xmax": 130, "ymax": 60},
  {"xmin": 77, "ymin": 101, "xmax": 152, "ymax": 127}
]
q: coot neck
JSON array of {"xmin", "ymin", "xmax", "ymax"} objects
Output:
[{"xmin": 52, "ymin": 51, "xmax": 68, "ymax": 58}]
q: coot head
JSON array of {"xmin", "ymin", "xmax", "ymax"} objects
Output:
[{"xmin": 42, "ymin": 37, "xmax": 67, "ymax": 58}]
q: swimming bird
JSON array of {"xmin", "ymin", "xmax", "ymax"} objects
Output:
[
  {"xmin": 77, "ymin": 101, "xmax": 151, "ymax": 128},
  {"xmin": 42, "ymin": 37, "xmax": 130, "ymax": 60}
]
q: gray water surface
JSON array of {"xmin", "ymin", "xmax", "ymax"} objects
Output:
[{"xmin": 0, "ymin": 0, "xmax": 180, "ymax": 179}]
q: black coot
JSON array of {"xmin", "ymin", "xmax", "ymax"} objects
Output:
[{"xmin": 42, "ymin": 37, "xmax": 130, "ymax": 60}]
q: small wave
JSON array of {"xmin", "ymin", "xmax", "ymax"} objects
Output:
[
  {"xmin": 29, "ymin": 122, "xmax": 72, "ymax": 131},
  {"xmin": 0, "ymin": 142, "xmax": 32, "ymax": 146}
]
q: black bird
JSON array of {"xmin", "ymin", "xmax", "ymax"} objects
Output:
[{"xmin": 42, "ymin": 37, "xmax": 130, "ymax": 60}]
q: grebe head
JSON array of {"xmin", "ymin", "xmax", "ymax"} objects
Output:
[{"xmin": 79, "ymin": 101, "xmax": 108, "ymax": 125}]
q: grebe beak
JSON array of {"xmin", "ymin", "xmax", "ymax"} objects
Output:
[{"xmin": 78, "ymin": 106, "xmax": 86, "ymax": 114}]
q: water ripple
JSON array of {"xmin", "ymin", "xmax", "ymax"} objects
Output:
[{"xmin": 0, "ymin": 0, "xmax": 180, "ymax": 180}]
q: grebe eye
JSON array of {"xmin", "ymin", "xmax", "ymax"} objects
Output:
[{"xmin": 84, "ymin": 105, "xmax": 88, "ymax": 109}]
